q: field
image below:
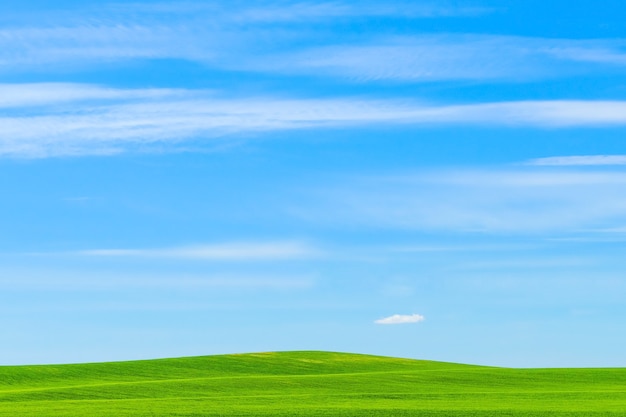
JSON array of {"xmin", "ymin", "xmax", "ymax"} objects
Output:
[{"xmin": 1, "ymin": 351, "xmax": 625, "ymax": 416}]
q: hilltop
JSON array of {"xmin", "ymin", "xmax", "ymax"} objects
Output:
[{"xmin": 1, "ymin": 351, "xmax": 625, "ymax": 416}]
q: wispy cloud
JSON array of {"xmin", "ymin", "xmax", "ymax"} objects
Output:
[
  {"xmin": 527, "ymin": 155, "xmax": 626, "ymax": 166},
  {"xmin": 299, "ymin": 168, "xmax": 626, "ymax": 234},
  {"xmin": 0, "ymin": 268, "xmax": 314, "ymax": 291},
  {"xmin": 374, "ymin": 313, "xmax": 425, "ymax": 324},
  {"xmin": 546, "ymin": 45, "xmax": 626, "ymax": 66},
  {"xmin": 263, "ymin": 35, "xmax": 548, "ymax": 81},
  {"xmin": 233, "ymin": 35, "xmax": 626, "ymax": 81},
  {"xmin": 52, "ymin": 1, "xmax": 493, "ymax": 23},
  {"xmin": 226, "ymin": 2, "xmax": 492, "ymax": 22},
  {"xmin": 0, "ymin": 25, "xmax": 208, "ymax": 70},
  {"xmin": 410, "ymin": 100, "xmax": 626, "ymax": 127},
  {"xmin": 77, "ymin": 241, "xmax": 319, "ymax": 260},
  {"xmin": 0, "ymin": 1, "xmax": 624, "ymax": 84},
  {"xmin": 5, "ymin": 83, "xmax": 626, "ymax": 158},
  {"xmin": 0, "ymin": 83, "xmax": 183, "ymax": 108},
  {"xmin": 0, "ymin": 2, "xmax": 491, "ymax": 75}
]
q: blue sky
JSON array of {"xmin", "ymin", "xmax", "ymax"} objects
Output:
[{"xmin": 2, "ymin": 0, "xmax": 626, "ymax": 367}]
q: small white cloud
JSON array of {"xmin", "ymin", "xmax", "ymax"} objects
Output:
[
  {"xmin": 374, "ymin": 313, "xmax": 425, "ymax": 325},
  {"xmin": 527, "ymin": 155, "xmax": 626, "ymax": 166}
]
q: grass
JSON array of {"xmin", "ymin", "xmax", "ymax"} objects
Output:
[{"xmin": 1, "ymin": 351, "xmax": 625, "ymax": 416}]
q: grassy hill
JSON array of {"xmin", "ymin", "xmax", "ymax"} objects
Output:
[{"xmin": 1, "ymin": 351, "xmax": 625, "ymax": 416}]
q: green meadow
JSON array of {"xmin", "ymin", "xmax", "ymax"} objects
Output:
[{"xmin": 1, "ymin": 351, "xmax": 625, "ymax": 416}]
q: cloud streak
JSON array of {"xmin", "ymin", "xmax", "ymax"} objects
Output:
[
  {"xmin": 0, "ymin": 83, "xmax": 183, "ymax": 108},
  {"xmin": 0, "ymin": 2, "xmax": 624, "ymax": 84},
  {"xmin": 0, "ymin": 3, "xmax": 492, "ymax": 76},
  {"xmin": 0, "ymin": 268, "xmax": 314, "ymax": 291},
  {"xmin": 4, "ymin": 83, "xmax": 626, "ymax": 158},
  {"xmin": 264, "ymin": 36, "xmax": 546, "ymax": 81},
  {"xmin": 218, "ymin": 2, "xmax": 491, "ymax": 22},
  {"xmin": 375, "ymin": 314, "xmax": 425, "ymax": 324},
  {"xmin": 527, "ymin": 155, "xmax": 626, "ymax": 166},
  {"xmin": 300, "ymin": 168, "xmax": 626, "ymax": 234},
  {"xmin": 78, "ymin": 241, "xmax": 319, "ymax": 261},
  {"xmin": 282, "ymin": 36, "xmax": 626, "ymax": 82}
]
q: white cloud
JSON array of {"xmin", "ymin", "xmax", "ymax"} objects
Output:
[
  {"xmin": 229, "ymin": 2, "xmax": 491, "ymax": 22},
  {"xmin": 546, "ymin": 45, "xmax": 626, "ymax": 65},
  {"xmin": 50, "ymin": 1, "xmax": 493, "ymax": 23},
  {"xmin": 375, "ymin": 314, "xmax": 425, "ymax": 324},
  {"xmin": 0, "ymin": 267, "xmax": 314, "ymax": 291},
  {"xmin": 0, "ymin": 25, "xmax": 208, "ymax": 69},
  {"xmin": 0, "ymin": 83, "xmax": 185, "ymax": 108},
  {"xmin": 527, "ymin": 155, "xmax": 626, "ymax": 166},
  {"xmin": 0, "ymin": 3, "xmax": 623, "ymax": 83},
  {"xmin": 299, "ymin": 169, "xmax": 626, "ymax": 234},
  {"xmin": 247, "ymin": 35, "xmax": 626, "ymax": 81},
  {"xmin": 431, "ymin": 170, "xmax": 626, "ymax": 186},
  {"xmin": 0, "ymin": 4, "xmax": 491, "ymax": 75},
  {"xmin": 4, "ymin": 83, "xmax": 626, "ymax": 158},
  {"xmin": 272, "ymin": 36, "xmax": 537, "ymax": 81},
  {"xmin": 425, "ymin": 100, "xmax": 626, "ymax": 127},
  {"xmin": 78, "ymin": 241, "xmax": 319, "ymax": 260}
]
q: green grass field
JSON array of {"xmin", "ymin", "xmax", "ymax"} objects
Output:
[{"xmin": 1, "ymin": 351, "xmax": 625, "ymax": 416}]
